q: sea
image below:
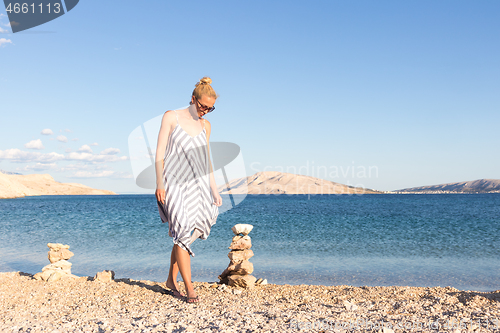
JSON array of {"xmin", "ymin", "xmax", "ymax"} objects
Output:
[{"xmin": 0, "ymin": 194, "xmax": 499, "ymax": 292}]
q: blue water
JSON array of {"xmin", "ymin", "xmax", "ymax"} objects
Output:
[{"xmin": 1, "ymin": 194, "xmax": 499, "ymax": 292}]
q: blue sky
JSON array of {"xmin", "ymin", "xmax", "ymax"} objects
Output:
[{"xmin": 0, "ymin": 0, "xmax": 499, "ymax": 193}]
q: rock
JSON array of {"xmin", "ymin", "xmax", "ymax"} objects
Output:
[
  {"xmin": 48, "ymin": 251, "xmax": 62, "ymax": 263},
  {"xmin": 43, "ymin": 260, "xmax": 72, "ymax": 270},
  {"xmin": 47, "ymin": 243, "xmax": 70, "ymax": 251},
  {"xmin": 94, "ymin": 270, "xmax": 115, "ymax": 282},
  {"xmin": 219, "ymin": 260, "xmax": 254, "ymax": 279},
  {"xmin": 229, "ymin": 236, "xmax": 252, "ymax": 250},
  {"xmin": 343, "ymin": 300, "xmax": 358, "ymax": 311},
  {"xmin": 47, "ymin": 270, "xmax": 64, "ymax": 282},
  {"xmin": 227, "ymin": 275, "xmax": 257, "ymax": 289},
  {"xmin": 233, "ymin": 289, "xmax": 242, "ymax": 295},
  {"xmin": 255, "ymin": 278, "xmax": 267, "ymax": 285},
  {"xmin": 218, "ymin": 276, "xmax": 229, "ymax": 285},
  {"xmin": 36, "ymin": 270, "xmax": 56, "ymax": 281},
  {"xmin": 63, "ymin": 273, "xmax": 80, "ymax": 279},
  {"xmin": 42, "ymin": 260, "xmax": 72, "ymax": 274},
  {"xmin": 218, "ymin": 269, "xmax": 229, "ymax": 281},
  {"xmin": 60, "ymin": 248, "xmax": 74, "ymax": 260},
  {"xmin": 227, "ymin": 260, "xmax": 254, "ymax": 275},
  {"xmin": 231, "ymin": 224, "xmax": 253, "ymax": 236},
  {"xmin": 48, "ymin": 248, "xmax": 74, "ymax": 263},
  {"xmin": 227, "ymin": 249, "xmax": 254, "ymax": 262}
]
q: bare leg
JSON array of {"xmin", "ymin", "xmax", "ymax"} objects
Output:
[
  {"xmin": 166, "ymin": 246, "xmax": 183, "ymax": 295},
  {"xmin": 174, "ymin": 244, "xmax": 197, "ymax": 299}
]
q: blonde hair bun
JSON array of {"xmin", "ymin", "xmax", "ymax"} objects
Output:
[
  {"xmin": 197, "ymin": 77, "xmax": 212, "ymax": 86},
  {"xmin": 192, "ymin": 76, "xmax": 219, "ymax": 101}
]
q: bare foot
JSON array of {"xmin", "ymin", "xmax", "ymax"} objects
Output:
[
  {"xmin": 185, "ymin": 289, "xmax": 199, "ymax": 303},
  {"xmin": 165, "ymin": 279, "xmax": 185, "ymax": 297}
]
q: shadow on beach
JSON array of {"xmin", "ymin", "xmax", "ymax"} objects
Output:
[
  {"xmin": 108, "ymin": 277, "xmax": 169, "ymax": 294},
  {"xmin": 449, "ymin": 290, "xmax": 500, "ymax": 305}
]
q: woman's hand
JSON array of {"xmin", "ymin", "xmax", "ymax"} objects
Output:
[
  {"xmin": 212, "ymin": 190, "xmax": 222, "ymax": 207},
  {"xmin": 156, "ymin": 188, "xmax": 166, "ymax": 204}
]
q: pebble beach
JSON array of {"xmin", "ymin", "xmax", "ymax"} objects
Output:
[{"xmin": 1, "ymin": 272, "xmax": 500, "ymax": 332}]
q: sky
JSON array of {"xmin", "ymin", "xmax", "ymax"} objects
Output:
[{"xmin": 0, "ymin": 0, "xmax": 499, "ymax": 193}]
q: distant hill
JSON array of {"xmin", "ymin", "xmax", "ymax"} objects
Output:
[
  {"xmin": 0, "ymin": 169, "xmax": 22, "ymax": 175},
  {"xmin": 395, "ymin": 179, "xmax": 500, "ymax": 194},
  {"xmin": 0, "ymin": 173, "xmax": 116, "ymax": 199},
  {"xmin": 217, "ymin": 171, "xmax": 381, "ymax": 195}
]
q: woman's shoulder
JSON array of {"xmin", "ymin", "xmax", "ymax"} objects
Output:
[
  {"xmin": 158, "ymin": 111, "xmax": 177, "ymax": 133},
  {"xmin": 162, "ymin": 110, "xmax": 177, "ymax": 122},
  {"xmin": 163, "ymin": 109, "xmax": 177, "ymax": 116}
]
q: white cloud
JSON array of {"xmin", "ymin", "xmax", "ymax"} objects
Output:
[
  {"xmin": 59, "ymin": 163, "xmax": 90, "ymax": 171},
  {"xmin": 64, "ymin": 129, "xmax": 72, "ymax": 133},
  {"xmin": 0, "ymin": 27, "xmax": 6, "ymax": 33},
  {"xmin": 100, "ymin": 147, "xmax": 120, "ymax": 155},
  {"xmin": 71, "ymin": 138, "xmax": 79, "ymax": 141},
  {"xmin": 24, "ymin": 139, "xmax": 44, "ymax": 150},
  {"xmin": 90, "ymin": 142, "xmax": 98, "ymax": 146},
  {"xmin": 0, "ymin": 38, "xmax": 12, "ymax": 47},
  {"xmin": 71, "ymin": 170, "xmax": 115, "ymax": 178},
  {"xmin": 78, "ymin": 145, "xmax": 93, "ymax": 153},
  {"xmin": 65, "ymin": 148, "xmax": 72, "ymax": 153},
  {"xmin": 0, "ymin": 149, "xmax": 64, "ymax": 163},
  {"xmin": 24, "ymin": 163, "xmax": 57, "ymax": 171},
  {"xmin": 41, "ymin": 129, "xmax": 54, "ymax": 135},
  {"xmin": 57, "ymin": 135, "xmax": 68, "ymax": 143},
  {"xmin": 66, "ymin": 152, "xmax": 127, "ymax": 162}
]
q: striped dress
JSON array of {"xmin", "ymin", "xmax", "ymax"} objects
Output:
[{"xmin": 157, "ymin": 110, "xmax": 219, "ymax": 256}]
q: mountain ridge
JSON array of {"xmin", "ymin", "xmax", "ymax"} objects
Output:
[
  {"xmin": 0, "ymin": 172, "xmax": 116, "ymax": 199},
  {"xmin": 217, "ymin": 171, "xmax": 381, "ymax": 195},
  {"xmin": 394, "ymin": 179, "xmax": 500, "ymax": 193}
]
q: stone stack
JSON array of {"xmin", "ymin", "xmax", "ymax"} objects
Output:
[
  {"xmin": 94, "ymin": 270, "xmax": 115, "ymax": 282},
  {"xmin": 218, "ymin": 224, "xmax": 257, "ymax": 288},
  {"xmin": 34, "ymin": 243, "xmax": 76, "ymax": 282}
]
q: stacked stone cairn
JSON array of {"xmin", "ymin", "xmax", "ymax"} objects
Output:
[
  {"xmin": 94, "ymin": 270, "xmax": 115, "ymax": 282},
  {"xmin": 34, "ymin": 243, "xmax": 77, "ymax": 282},
  {"xmin": 218, "ymin": 224, "xmax": 258, "ymax": 289}
]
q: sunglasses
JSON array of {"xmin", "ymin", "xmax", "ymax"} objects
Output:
[{"xmin": 195, "ymin": 97, "xmax": 215, "ymax": 113}]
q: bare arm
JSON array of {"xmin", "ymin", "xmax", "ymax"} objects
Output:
[
  {"xmin": 204, "ymin": 119, "xmax": 222, "ymax": 206},
  {"xmin": 155, "ymin": 111, "xmax": 175, "ymax": 202}
]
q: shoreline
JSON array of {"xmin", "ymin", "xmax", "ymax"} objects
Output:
[{"xmin": 2, "ymin": 271, "xmax": 499, "ymax": 332}]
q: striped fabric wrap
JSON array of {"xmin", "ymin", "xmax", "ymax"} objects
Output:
[{"xmin": 157, "ymin": 110, "xmax": 219, "ymax": 256}]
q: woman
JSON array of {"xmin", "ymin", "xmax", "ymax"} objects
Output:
[{"xmin": 155, "ymin": 77, "xmax": 223, "ymax": 303}]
